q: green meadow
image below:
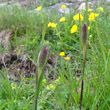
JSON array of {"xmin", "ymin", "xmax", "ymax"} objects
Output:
[{"xmin": 0, "ymin": 1, "xmax": 110, "ymax": 110}]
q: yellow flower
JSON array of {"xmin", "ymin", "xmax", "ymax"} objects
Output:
[
  {"xmin": 59, "ymin": 52, "xmax": 65, "ymax": 56},
  {"xmin": 88, "ymin": 9, "xmax": 92, "ymax": 12},
  {"xmin": 48, "ymin": 22, "xmax": 52, "ymax": 27},
  {"xmin": 73, "ymin": 13, "xmax": 84, "ymax": 21},
  {"xmin": 61, "ymin": 4, "xmax": 66, "ymax": 8},
  {"xmin": 88, "ymin": 13, "xmax": 99, "ymax": 21},
  {"xmin": 36, "ymin": 6, "xmax": 42, "ymax": 11},
  {"xmin": 71, "ymin": 25, "xmax": 77, "ymax": 34},
  {"xmin": 64, "ymin": 57, "xmax": 70, "ymax": 60},
  {"xmin": 48, "ymin": 22, "xmax": 57, "ymax": 28},
  {"xmin": 98, "ymin": 7, "xmax": 103, "ymax": 11},
  {"xmin": 51, "ymin": 22, "xmax": 57, "ymax": 28},
  {"xmin": 60, "ymin": 17, "xmax": 66, "ymax": 22},
  {"xmin": 88, "ymin": 26, "xmax": 91, "ymax": 30}
]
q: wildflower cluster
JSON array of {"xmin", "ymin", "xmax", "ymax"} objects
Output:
[
  {"xmin": 46, "ymin": 4, "xmax": 103, "ymax": 47},
  {"xmin": 88, "ymin": 13, "xmax": 99, "ymax": 21},
  {"xmin": 97, "ymin": 7, "xmax": 103, "ymax": 11},
  {"xmin": 48, "ymin": 22, "xmax": 57, "ymax": 28},
  {"xmin": 73, "ymin": 13, "xmax": 84, "ymax": 21},
  {"xmin": 59, "ymin": 52, "xmax": 70, "ymax": 60}
]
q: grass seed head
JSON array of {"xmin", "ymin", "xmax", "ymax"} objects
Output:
[
  {"xmin": 39, "ymin": 44, "xmax": 48, "ymax": 68},
  {"xmin": 82, "ymin": 23, "xmax": 88, "ymax": 46}
]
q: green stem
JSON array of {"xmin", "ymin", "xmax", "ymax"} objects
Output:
[
  {"xmin": 86, "ymin": 0, "xmax": 88, "ymax": 24},
  {"xmin": 42, "ymin": 23, "xmax": 47, "ymax": 44},
  {"xmin": 79, "ymin": 12, "xmax": 82, "ymax": 51},
  {"xmin": 79, "ymin": 43, "xmax": 87, "ymax": 110}
]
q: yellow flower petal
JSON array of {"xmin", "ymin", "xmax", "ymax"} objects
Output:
[
  {"xmin": 48, "ymin": 22, "xmax": 52, "ymax": 27},
  {"xmin": 64, "ymin": 57, "xmax": 70, "ymax": 60},
  {"xmin": 98, "ymin": 7, "xmax": 103, "ymax": 11},
  {"xmin": 88, "ymin": 13, "xmax": 99, "ymax": 21},
  {"xmin": 36, "ymin": 6, "xmax": 42, "ymax": 11},
  {"xmin": 88, "ymin": 26, "xmax": 91, "ymax": 30},
  {"xmin": 59, "ymin": 52, "xmax": 65, "ymax": 56},
  {"xmin": 48, "ymin": 22, "xmax": 57, "ymax": 28},
  {"xmin": 61, "ymin": 5, "xmax": 66, "ymax": 8},
  {"xmin": 60, "ymin": 17, "xmax": 66, "ymax": 22},
  {"xmin": 73, "ymin": 13, "xmax": 84, "ymax": 21},
  {"xmin": 71, "ymin": 25, "xmax": 77, "ymax": 34},
  {"xmin": 51, "ymin": 22, "xmax": 57, "ymax": 28},
  {"xmin": 88, "ymin": 9, "xmax": 92, "ymax": 12}
]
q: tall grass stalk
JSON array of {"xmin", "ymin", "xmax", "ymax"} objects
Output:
[
  {"xmin": 86, "ymin": 0, "xmax": 88, "ymax": 23},
  {"xmin": 79, "ymin": 23, "xmax": 88, "ymax": 109},
  {"xmin": 35, "ymin": 44, "xmax": 48, "ymax": 110}
]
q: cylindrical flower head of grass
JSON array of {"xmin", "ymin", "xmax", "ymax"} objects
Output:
[
  {"xmin": 71, "ymin": 25, "xmax": 77, "ymax": 34},
  {"xmin": 73, "ymin": 13, "xmax": 84, "ymax": 21},
  {"xmin": 79, "ymin": 23, "xmax": 88, "ymax": 110},
  {"xmin": 60, "ymin": 17, "xmax": 66, "ymax": 22},
  {"xmin": 61, "ymin": 4, "xmax": 66, "ymax": 8},
  {"xmin": 35, "ymin": 44, "xmax": 48, "ymax": 110},
  {"xmin": 82, "ymin": 23, "xmax": 87, "ymax": 46},
  {"xmin": 36, "ymin": 6, "xmax": 42, "ymax": 11},
  {"xmin": 38, "ymin": 44, "xmax": 48, "ymax": 69}
]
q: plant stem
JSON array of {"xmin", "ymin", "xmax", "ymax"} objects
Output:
[
  {"xmin": 35, "ymin": 99, "xmax": 37, "ymax": 110},
  {"xmin": 35, "ymin": 67, "xmax": 38, "ymax": 110},
  {"xmin": 86, "ymin": 0, "xmax": 88, "ymax": 24},
  {"xmin": 79, "ymin": 43, "xmax": 87, "ymax": 109},
  {"xmin": 79, "ymin": 80, "xmax": 84, "ymax": 110}
]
